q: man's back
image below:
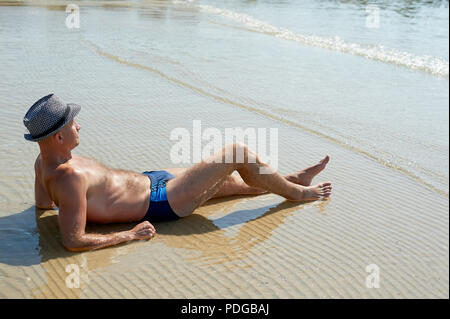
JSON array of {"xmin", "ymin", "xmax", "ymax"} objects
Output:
[{"xmin": 35, "ymin": 154, "xmax": 150, "ymax": 223}]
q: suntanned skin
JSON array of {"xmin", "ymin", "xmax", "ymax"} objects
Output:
[{"xmin": 35, "ymin": 119, "xmax": 332, "ymax": 252}]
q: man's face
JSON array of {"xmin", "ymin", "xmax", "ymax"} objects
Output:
[{"xmin": 58, "ymin": 119, "xmax": 81, "ymax": 149}]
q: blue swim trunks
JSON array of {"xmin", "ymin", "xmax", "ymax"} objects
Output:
[{"xmin": 140, "ymin": 170, "xmax": 180, "ymax": 222}]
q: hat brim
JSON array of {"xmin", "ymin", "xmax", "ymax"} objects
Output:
[{"xmin": 24, "ymin": 103, "xmax": 81, "ymax": 142}]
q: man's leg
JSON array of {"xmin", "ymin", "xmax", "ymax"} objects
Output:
[
  {"xmin": 166, "ymin": 143, "xmax": 332, "ymax": 217},
  {"xmin": 164, "ymin": 168, "xmax": 265, "ymax": 198},
  {"xmin": 164, "ymin": 155, "xmax": 330, "ymax": 198}
]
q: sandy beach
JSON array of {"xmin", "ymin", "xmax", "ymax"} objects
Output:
[
  {"xmin": 0, "ymin": 0, "xmax": 448, "ymax": 298},
  {"xmin": 1, "ymin": 105, "xmax": 448, "ymax": 298}
]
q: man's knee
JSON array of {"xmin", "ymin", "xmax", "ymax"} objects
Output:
[
  {"xmin": 223, "ymin": 143, "xmax": 254, "ymax": 164},
  {"xmin": 170, "ymin": 196, "xmax": 196, "ymax": 217},
  {"xmin": 223, "ymin": 142, "xmax": 247, "ymax": 154}
]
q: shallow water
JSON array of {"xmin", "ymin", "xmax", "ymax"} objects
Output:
[
  {"xmin": 0, "ymin": 0, "xmax": 448, "ymax": 298},
  {"xmin": 1, "ymin": 0, "xmax": 447, "ymax": 197}
]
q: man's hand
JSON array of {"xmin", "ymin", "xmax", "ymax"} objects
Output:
[{"xmin": 131, "ymin": 221, "xmax": 156, "ymax": 240}]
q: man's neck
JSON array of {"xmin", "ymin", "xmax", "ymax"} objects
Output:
[{"xmin": 39, "ymin": 145, "xmax": 73, "ymax": 167}]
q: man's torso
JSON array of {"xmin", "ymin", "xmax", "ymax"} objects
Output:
[{"xmin": 36, "ymin": 154, "xmax": 150, "ymax": 223}]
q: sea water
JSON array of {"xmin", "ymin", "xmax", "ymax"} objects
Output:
[{"xmin": 0, "ymin": 0, "xmax": 448, "ymax": 202}]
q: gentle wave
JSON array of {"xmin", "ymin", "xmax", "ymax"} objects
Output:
[{"xmin": 195, "ymin": 4, "xmax": 449, "ymax": 77}]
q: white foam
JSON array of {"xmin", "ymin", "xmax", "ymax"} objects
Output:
[
  {"xmin": 172, "ymin": 0, "xmax": 196, "ymax": 4},
  {"xmin": 196, "ymin": 4, "xmax": 449, "ymax": 77}
]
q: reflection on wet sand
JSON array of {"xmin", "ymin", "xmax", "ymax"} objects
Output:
[
  {"xmin": 0, "ymin": 195, "xmax": 328, "ymax": 298},
  {"xmin": 154, "ymin": 194, "xmax": 330, "ymax": 267},
  {"xmin": 32, "ymin": 208, "xmax": 142, "ymax": 298}
]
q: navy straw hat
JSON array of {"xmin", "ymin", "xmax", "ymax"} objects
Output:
[{"xmin": 23, "ymin": 94, "xmax": 81, "ymax": 142}]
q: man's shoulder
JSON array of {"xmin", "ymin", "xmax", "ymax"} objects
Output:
[
  {"xmin": 53, "ymin": 163, "xmax": 84, "ymax": 185},
  {"xmin": 47, "ymin": 167, "xmax": 86, "ymax": 207},
  {"xmin": 39, "ymin": 158, "xmax": 84, "ymax": 193}
]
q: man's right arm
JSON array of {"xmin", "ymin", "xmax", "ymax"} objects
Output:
[{"xmin": 55, "ymin": 169, "xmax": 155, "ymax": 252}]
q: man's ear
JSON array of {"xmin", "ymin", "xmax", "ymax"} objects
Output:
[{"xmin": 54, "ymin": 132, "xmax": 63, "ymax": 144}]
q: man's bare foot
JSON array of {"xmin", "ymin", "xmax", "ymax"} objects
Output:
[
  {"xmin": 291, "ymin": 182, "xmax": 332, "ymax": 201},
  {"xmin": 285, "ymin": 155, "xmax": 330, "ymax": 186}
]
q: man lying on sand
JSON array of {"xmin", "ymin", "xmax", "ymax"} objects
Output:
[{"xmin": 24, "ymin": 94, "xmax": 332, "ymax": 252}]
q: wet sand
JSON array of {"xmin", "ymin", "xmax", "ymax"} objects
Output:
[{"xmin": 1, "ymin": 106, "xmax": 448, "ymax": 298}]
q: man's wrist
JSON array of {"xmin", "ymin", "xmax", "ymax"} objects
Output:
[{"xmin": 124, "ymin": 230, "xmax": 136, "ymax": 241}]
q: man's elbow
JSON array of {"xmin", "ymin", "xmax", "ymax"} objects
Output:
[
  {"xmin": 36, "ymin": 203, "xmax": 57, "ymax": 210},
  {"xmin": 62, "ymin": 240, "xmax": 80, "ymax": 252},
  {"xmin": 64, "ymin": 245, "xmax": 88, "ymax": 252},
  {"xmin": 62, "ymin": 236, "xmax": 89, "ymax": 252}
]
